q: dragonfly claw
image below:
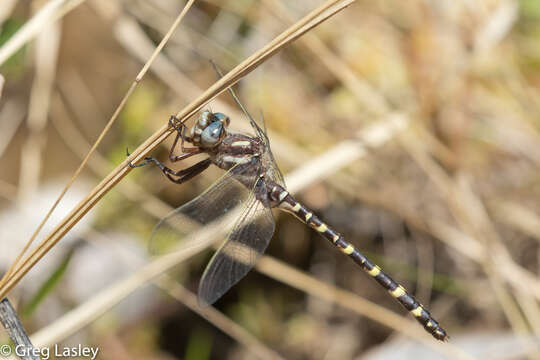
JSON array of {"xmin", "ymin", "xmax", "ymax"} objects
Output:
[{"xmin": 169, "ymin": 115, "xmax": 183, "ymax": 132}]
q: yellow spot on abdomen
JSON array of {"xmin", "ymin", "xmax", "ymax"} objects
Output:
[
  {"xmin": 292, "ymin": 203, "xmax": 301, "ymax": 212},
  {"xmin": 390, "ymin": 286, "xmax": 406, "ymax": 298},
  {"xmin": 341, "ymin": 244, "xmax": 354, "ymax": 255},
  {"xmin": 411, "ymin": 306, "xmax": 423, "ymax": 317},
  {"xmin": 305, "ymin": 213, "xmax": 312, "ymax": 221},
  {"xmin": 315, "ymin": 223, "xmax": 327, "ymax": 232},
  {"xmin": 332, "ymin": 234, "xmax": 339, "ymax": 243},
  {"xmin": 368, "ymin": 266, "xmax": 381, "ymax": 277}
]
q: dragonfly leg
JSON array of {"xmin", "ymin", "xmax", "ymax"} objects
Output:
[
  {"xmin": 168, "ymin": 127, "xmax": 201, "ymax": 162},
  {"xmin": 126, "ymin": 148, "xmax": 151, "ymax": 168},
  {"xmin": 168, "ymin": 114, "xmax": 183, "ymax": 132},
  {"xmin": 128, "ymin": 115, "xmax": 202, "ymax": 169},
  {"xmin": 143, "ymin": 157, "xmax": 212, "ymax": 184},
  {"xmin": 168, "ymin": 115, "xmax": 199, "ymax": 157}
]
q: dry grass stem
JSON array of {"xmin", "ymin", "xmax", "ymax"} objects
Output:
[
  {"xmin": 0, "ymin": 0, "xmax": 196, "ymax": 294},
  {"xmin": 0, "ymin": 0, "xmax": 356, "ymax": 304},
  {"xmin": 3, "ymin": 19, "xmax": 61, "ymax": 285}
]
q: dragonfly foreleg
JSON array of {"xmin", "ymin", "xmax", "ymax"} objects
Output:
[
  {"xmin": 168, "ymin": 115, "xmax": 201, "ymax": 162},
  {"xmin": 133, "ymin": 156, "xmax": 211, "ymax": 185}
]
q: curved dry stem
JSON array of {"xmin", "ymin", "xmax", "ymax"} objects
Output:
[
  {"xmin": 0, "ymin": 0, "xmax": 357, "ymax": 303},
  {"xmin": 0, "ymin": 0, "xmax": 196, "ymax": 294},
  {"xmin": 10, "ymin": 22, "xmax": 61, "ymax": 281}
]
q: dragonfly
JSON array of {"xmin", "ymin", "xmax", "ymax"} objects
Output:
[{"xmin": 129, "ymin": 84, "xmax": 449, "ymax": 342}]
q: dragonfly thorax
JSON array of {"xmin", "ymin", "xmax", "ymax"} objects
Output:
[{"xmin": 191, "ymin": 110, "xmax": 230, "ymax": 149}]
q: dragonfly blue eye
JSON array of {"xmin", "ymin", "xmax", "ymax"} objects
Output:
[
  {"xmin": 200, "ymin": 121, "xmax": 223, "ymax": 147},
  {"xmin": 214, "ymin": 112, "xmax": 230, "ymax": 126}
]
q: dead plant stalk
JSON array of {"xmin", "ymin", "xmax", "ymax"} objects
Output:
[{"xmin": 0, "ymin": 0, "xmax": 356, "ymax": 300}]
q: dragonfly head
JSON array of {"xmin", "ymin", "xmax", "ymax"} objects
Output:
[{"xmin": 192, "ymin": 110, "xmax": 230, "ymax": 148}]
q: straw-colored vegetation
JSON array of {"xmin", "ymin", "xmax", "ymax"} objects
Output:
[{"xmin": 1, "ymin": 1, "xmax": 540, "ymax": 359}]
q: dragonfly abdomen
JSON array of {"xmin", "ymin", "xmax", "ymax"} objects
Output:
[{"xmin": 270, "ymin": 184, "xmax": 448, "ymax": 341}]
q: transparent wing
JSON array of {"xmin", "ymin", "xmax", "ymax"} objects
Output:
[
  {"xmin": 252, "ymin": 113, "xmax": 286, "ymax": 188},
  {"xmin": 149, "ymin": 162, "xmax": 257, "ymax": 255},
  {"xmin": 235, "ymin": 104, "xmax": 285, "ymax": 188},
  {"xmin": 198, "ymin": 179, "xmax": 275, "ymax": 306}
]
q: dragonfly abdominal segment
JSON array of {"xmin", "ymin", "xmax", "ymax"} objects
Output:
[
  {"xmin": 273, "ymin": 186, "xmax": 447, "ymax": 341},
  {"xmin": 130, "ymin": 108, "xmax": 448, "ymax": 341}
]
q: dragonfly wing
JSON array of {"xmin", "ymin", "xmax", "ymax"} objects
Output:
[
  {"xmin": 149, "ymin": 162, "xmax": 257, "ymax": 255},
  {"xmin": 251, "ymin": 113, "xmax": 286, "ymax": 187},
  {"xmin": 265, "ymin": 152, "xmax": 286, "ymax": 188},
  {"xmin": 215, "ymin": 71, "xmax": 286, "ymax": 188},
  {"xmin": 198, "ymin": 179, "xmax": 275, "ymax": 306}
]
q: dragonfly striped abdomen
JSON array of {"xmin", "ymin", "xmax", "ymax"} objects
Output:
[
  {"xmin": 270, "ymin": 184, "xmax": 447, "ymax": 340},
  {"xmin": 130, "ymin": 90, "xmax": 449, "ymax": 341}
]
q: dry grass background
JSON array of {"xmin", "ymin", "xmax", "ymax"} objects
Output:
[{"xmin": 0, "ymin": 0, "xmax": 540, "ymax": 359}]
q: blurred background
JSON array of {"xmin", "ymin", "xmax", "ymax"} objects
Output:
[{"xmin": 1, "ymin": 0, "xmax": 540, "ymax": 359}]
